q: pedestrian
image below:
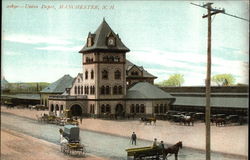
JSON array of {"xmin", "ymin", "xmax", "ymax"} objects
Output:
[
  {"xmin": 131, "ymin": 132, "xmax": 137, "ymax": 145},
  {"xmin": 80, "ymin": 116, "xmax": 83, "ymax": 124},
  {"xmin": 152, "ymin": 138, "xmax": 157, "ymax": 148}
]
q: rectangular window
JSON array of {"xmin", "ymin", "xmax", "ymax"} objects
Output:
[
  {"xmin": 130, "ymin": 105, "xmax": 135, "ymax": 113},
  {"xmin": 154, "ymin": 106, "xmax": 159, "ymax": 113},
  {"xmin": 136, "ymin": 105, "xmax": 140, "ymax": 113},
  {"xmin": 140, "ymin": 105, "xmax": 145, "ymax": 113}
]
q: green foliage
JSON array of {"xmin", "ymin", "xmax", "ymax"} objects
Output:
[
  {"xmin": 158, "ymin": 74, "xmax": 184, "ymax": 87},
  {"xmin": 9, "ymin": 82, "xmax": 50, "ymax": 93},
  {"xmin": 211, "ymin": 74, "xmax": 235, "ymax": 86}
]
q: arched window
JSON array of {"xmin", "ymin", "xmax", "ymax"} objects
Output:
[
  {"xmin": 102, "ymin": 70, "xmax": 108, "ymax": 79},
  {"xmin": 86, "ymin": 86, "xmax": 89, "ymax": 94},
  {"xmin": 60, "ymin": 105, "xmax": 63, "ymax": 111},
  {"xmin": 90, "ymin": 86, "xmax": 93, "ymax": 94},
  {"xmin": 130, "ymin": 104, "xmax": 135, "ymax": 113},
  {"xmin": 140, "ymin": 104, "xmax": 145, "ymax": 113},
  {"xmin": 78, "ymin": 86, "xmax": 80, "ymax": 95},
  {"xmin": 106, "ymin": 104, "xmax": 111, "ymax": 113},
  {"xmin": 91, "ymin": 70, "xmax": 94, "ymax": 79},
  {"xmin": 118, "ymin": 86, "xmax": 122, "ymax": 94},
  {"xmin": 56, "ymin": 104, "xmax": 59, "ymax": 111},
  {"xmin": 51, "ymin": 104, "xmax": 54, "ymax": 112},
  {"xmin": 113, "ymin": 86, "xmax": 118, "ymax": 95},
  {"xmin": 85, "ymin": 71, "xmax": 88, "ymax": 79},
  {"xmin": 74, "ymin": 86, "xmax": 77, "ymax": 94},
  {"xmin": 115, "ymin": 70, "xmax": 121, "ymax": 79},
  {"xmin": 81, "ymin": 86, "xmax": 83, "ymax": 94},
  {"xmin": 101, "ymin": 86, "xmax": 105, "ymax": 94},
  {"xmin": 93, "ymin": 86, "xmax": 95, "ymax": 94},
  {"xmin": 101, "ymin": 105, "xmax": 105, "ymax": 113},
  {"xmin": 106, "ymin": 86, "xmax": 110, "ymax": 94}
]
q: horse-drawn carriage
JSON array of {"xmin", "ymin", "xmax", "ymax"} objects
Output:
[
  {"xmin": 36, "ymin": 109, "xmax": 79, "ymax": 126},
  {"xmin": 211, "ymin": 114, "xmax": 245, "ymax": 126},
  {"xmin": 126, "ymin": 141, "xmax": 182, "ymax": 160},
  {"xmin": 59, "ymin": 125, "xmax": 86, "ymax": 156},
  {"xmin": 140, "ymin": 117, "xmax": 157, "ymax": 125}
]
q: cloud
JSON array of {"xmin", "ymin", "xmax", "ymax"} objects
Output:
[
  {"xmin": 3, "ymin": 34, "xmax": 72, "ymax": 45},
  {"xmin": 3, "ymin": 51, "xmax": 20, "ymax": 56},
  {"xmin": 128, "ymin": 48, "xmax": 249, "ymax": 85},
  {"xmin": 36, "ymin": 45, "xmax": 83, "ymax": 52}
]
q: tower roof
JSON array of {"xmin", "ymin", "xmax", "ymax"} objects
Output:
[{"xmin": 79, "ymin": 19, "xmax": 130, "ymax": 53}]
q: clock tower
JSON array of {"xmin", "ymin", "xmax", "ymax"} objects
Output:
[{"xmin": 79, "ymin": 19, "xmax": 130, "ymax": 116}]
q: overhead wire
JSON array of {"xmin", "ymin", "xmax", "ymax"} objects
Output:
[{"xmin": 190, "ymin": 3, "xmax": 249, "ymax": 22}]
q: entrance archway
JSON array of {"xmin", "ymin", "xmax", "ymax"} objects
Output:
[
  {"xmin": 51, "ymin": 104, "xmax": 54, "ymax": 112},
  {"xmin": 115, "ymin": 104, "xmax": 124, "ymax": 116},
  {"xmin": 70, "ymin": 104, "xmax": 82, "ymax": 116}
]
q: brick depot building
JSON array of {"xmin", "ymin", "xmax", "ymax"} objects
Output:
[{"xmin": 43, "ymin": 19, "xmax": 174, "ymax": 117}]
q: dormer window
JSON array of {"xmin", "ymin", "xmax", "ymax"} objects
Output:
[
  {"xmin": 87, "ymin": 37, "xmax": 93, "ymax": 47},
  {"xmin": 108, "ymin": 37, "xmax": 115, "ymax": 46},
  {"xmin": 107, "ymin": 32, "xmax": 116, "ymax": 47}
]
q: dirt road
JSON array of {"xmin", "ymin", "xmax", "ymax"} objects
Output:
[
  {"xmin": 1, "ymin": 111, "xmax": 247, "ymax": 160},
  {"xmin": 1, "ymin": 128, "xmax": 106, "ymax": 160}
]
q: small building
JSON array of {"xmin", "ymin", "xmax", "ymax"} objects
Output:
[{"xmin": 40, "ymin": 74, "xmax": 74, "ymax": 108}]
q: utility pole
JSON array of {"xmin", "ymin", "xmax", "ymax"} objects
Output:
[
  {"xmin": 203, "ymin": 3, "xmax": 224, "ymax": 160},
  {"xmin": 191, "ymin": 2, "xmax": 248, "ymax": 160}
]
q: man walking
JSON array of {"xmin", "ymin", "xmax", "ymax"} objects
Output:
[{"xmin": 131, "ymin": 132, "xmax": 137, "ymax": 145}]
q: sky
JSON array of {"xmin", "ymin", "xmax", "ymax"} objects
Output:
[{"xmin": 2, "ymin": 0, "xmax": 249, "ymax": 86}]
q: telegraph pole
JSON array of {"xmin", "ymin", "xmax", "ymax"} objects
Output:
[
  {"xmin": 204, "ymin": 3, "xmax": 223, "ymax": 160},
  {"xmin": 191, "ymin": 2, "xmax": 248, "ymax": 160},
  {"xmin": 191, "ymin": 2, "xmax": 224, "ymax": 160},
  {"xmin": 204, "ymin": 3, "xmax": 212, "ymax": 160}
]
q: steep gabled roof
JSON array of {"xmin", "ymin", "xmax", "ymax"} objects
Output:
[
  {"xmin": 126, "ymin": 60, "xmax": 157, "ymax": 78},
  {"xmin": 79, "ymin": 19, "xmax": 130, "ymax": 53},
  {"xmin": 40, "ymin": 75, "xmax": 74, "ymax": 93},
  {"xmin": 126, "ymin": 82, "xmax": 174, "ymax": 99}
]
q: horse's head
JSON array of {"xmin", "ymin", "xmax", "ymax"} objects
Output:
[{"xmin": 177, "ymin": 141, "xmax": 183, "ymax": 148}]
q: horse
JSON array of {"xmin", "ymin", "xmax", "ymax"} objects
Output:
[
  {"xmin": 215, "ymin": 118, "xmax": 226, "ymax": 126},
  {"xmin": 180, "ymin": 116, "xmax": 194, "ymax": 126},
  {"xmin": 140, "ymin": 117, "xmax": 156, "ymax": 125},
  {"xmin": 164, "ymin": 141, "xmax": 183, "ymax": 160}
]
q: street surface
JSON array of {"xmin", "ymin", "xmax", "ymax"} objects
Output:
[{"xmin": 1, "ymin": 112, "xmax": 247, "ymax": 160}]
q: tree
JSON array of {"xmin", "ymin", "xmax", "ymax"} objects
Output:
[
  {"xmin": 159, "ymin": 74, "xmax": 184, "ymax": 87},
  {"xmin": 211, "ymin": 74, "xmax": 235, "ymax": 86}
]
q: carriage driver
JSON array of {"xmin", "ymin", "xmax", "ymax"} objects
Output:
[
  {"xmin": 152, "ymin": 138, "xmax": 157, "ymax": 148},
  {"xmin": 159, "ymin": 141, "xmax": 166, "ymax": 160}
]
